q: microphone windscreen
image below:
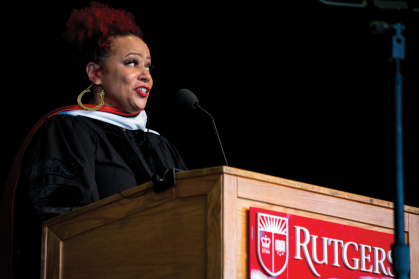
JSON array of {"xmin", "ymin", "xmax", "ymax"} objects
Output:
[{"xmin": 176, "ymin": 89, "xmax": 199, "ymax": 109}]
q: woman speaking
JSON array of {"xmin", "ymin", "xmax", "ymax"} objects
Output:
[{"xmin": 0, "ymin": 2, "xmax": 186, "ymax": 278}]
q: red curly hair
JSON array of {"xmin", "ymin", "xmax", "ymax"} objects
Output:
[
  {"xmin": 62, "ymin": 2, "xmax": 144, "ymax": 76},
  {"xmin": 63, "ymin": 1, "xmax": 143, "ymax": 47}
]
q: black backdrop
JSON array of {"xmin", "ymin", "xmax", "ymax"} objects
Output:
[{"xmin": 2, "ymin": 1, "xmax": 418, "ymax": 208}]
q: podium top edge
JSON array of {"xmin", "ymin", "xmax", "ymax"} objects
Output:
[{"xmin": 177, "ymin": 166, "xmax": 419, "ymax": 214}]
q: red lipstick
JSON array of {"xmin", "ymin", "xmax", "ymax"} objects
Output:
[{"xmin": 134, "ymin": 86, "xmax": 150, "ymax": 97}]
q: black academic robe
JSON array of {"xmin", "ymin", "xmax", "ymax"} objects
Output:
[{"xmin": 11, "ymin": 112, "xmax": 186, "ymax": 278}]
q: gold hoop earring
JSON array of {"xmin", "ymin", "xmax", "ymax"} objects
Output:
[{"xmin": 77, "ymin": 84, "xmax": 105, "ymax": 111}]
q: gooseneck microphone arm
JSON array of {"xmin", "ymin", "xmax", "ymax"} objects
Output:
[
  {"xmin": 196, "ymin": 104, "xmax": 229, "ymax": 166},
  {"xmin": 176, "ymin": 89, "xmax": 228, "ymax": 166}
]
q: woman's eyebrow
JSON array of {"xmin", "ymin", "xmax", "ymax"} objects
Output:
[
  {"xmin": 124, "ymin": 53, "xmax": 151, "ymax": 60},
  {"xmin": 124, "ymin": 52, "xmax": 142, "ymax": 58}
]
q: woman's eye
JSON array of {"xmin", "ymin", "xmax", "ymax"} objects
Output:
[{"xmin": 126, "ymin": 60, "xmax": 137, "ymax": 66}]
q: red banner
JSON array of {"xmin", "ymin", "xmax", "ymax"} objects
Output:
[{"xmin": 249, "ymin": 207, "xmax": 394, "ymax": 278}]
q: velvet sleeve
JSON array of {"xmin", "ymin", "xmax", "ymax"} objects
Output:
[{"xmin": 15, "ymin": 115, "xmax": 100, "ymax": 217}]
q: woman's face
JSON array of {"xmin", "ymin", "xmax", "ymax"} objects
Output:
[{"xmin": 97, "ymin": 36, "xmax": 153, "ymax": 113}]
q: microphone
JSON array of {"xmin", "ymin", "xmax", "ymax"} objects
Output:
[
  {"xmin": 176, "ymin": 89, "xmax": 199, "ymax": 109},
  {"xmin": 176, "ymin": 89, "xmax": 228, "ymax": 166}
]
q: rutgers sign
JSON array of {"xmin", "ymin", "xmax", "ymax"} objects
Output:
[{"xmin": 249, "ymin": 207, "xmax": 394, "ymax": 279}]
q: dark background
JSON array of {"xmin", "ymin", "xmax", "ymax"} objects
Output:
[{"xmin": 2, "ymin": 1, "xmax": 418, "ymax": 208}]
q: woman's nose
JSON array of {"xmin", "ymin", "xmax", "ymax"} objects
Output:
[{"xmin": 138, "ymin": 66, "xmax": 151, "ymax": 83}]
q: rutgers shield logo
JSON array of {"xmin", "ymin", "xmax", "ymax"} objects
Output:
[{"xmin": 257, "ymin": 213, "xmax": 289, "ymax": 276}]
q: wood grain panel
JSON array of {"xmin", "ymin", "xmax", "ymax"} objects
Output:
[
  {"xmin": 42, "ymin": 228, "xmax": 62, "ymax": 279},
  {"xmin": 175, "ymin": 166, "xmax": 227, "ymax": 180},
  {"xmin": 236, "ymin": 199, "xmax": 250, "ymax": 279},
  {"xmin": 222, "ymin": 174, "xmax": 238, "ymax": 278},
  {"xmin": 223, "ymin": 167, "xmax": 419, "ymax": 215},
  {"xmin": 207, "ymin": 175, "xmax": 222, "ymax": 279},
  {"xmin": 61, "ymin": 196, "xmax": 207, "ymax": 279},
  {"xmin": 238, "ymin": 177, "xmax": 409, "ymax": 231},
  {"xmin": 409, "ymin": 214, "xmax": 419, "ymax": 279},
  {"xmin": 44, "ymin": 182, "xmax": 152, "ymax": 225},
  {"xmin": 239, "ymin": 198, "xmax": 396, "ymax": 233},
  {"xmin": 176, "ymin": 174, "xmax": 221, "ymax": 198},
  {"xmin": 49, "ymin": 183, "xmax": 174, "ymax": 240}
]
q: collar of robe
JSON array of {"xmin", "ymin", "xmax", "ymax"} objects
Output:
[{"xmin": 58, "ymin": 105, "xmax": 159, "ymax": 134}]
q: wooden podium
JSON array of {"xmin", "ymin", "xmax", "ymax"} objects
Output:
[{"xmin": 42, "ymin": 166, "xmax": 419, "ymax": 279}]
